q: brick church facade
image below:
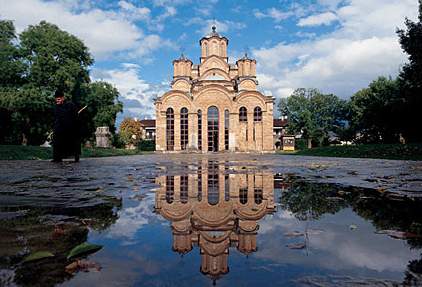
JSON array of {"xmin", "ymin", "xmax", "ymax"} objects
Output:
[{"xmin": 155, "ymin": 26, "xmax": 274, "ymax": 152}]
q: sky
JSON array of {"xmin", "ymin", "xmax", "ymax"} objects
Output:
[{"xmin": 0, "ymin": 0, "xmax": 419, "ymax": 122}]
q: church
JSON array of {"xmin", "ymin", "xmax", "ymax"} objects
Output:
[{"xmin": 155, "ymin": 26, "xmax": 274, "ymax": 152}]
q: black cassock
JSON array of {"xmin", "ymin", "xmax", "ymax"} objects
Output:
[{"xmin": 53, "ymin": 102, "xmax": 81, "ymax": 160}]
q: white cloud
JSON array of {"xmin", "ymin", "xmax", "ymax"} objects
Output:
[
  {"xmin": 92, "ymin": 64, "xmax": 168, "ymax": 120},
  {"xmin": 298, "ymin": 11, "xmax": 338, "ymax": 27},
  {"xmin": 253, "ymin": 0, "xmax": 418, "ymax": 100},
  {"xmin": 0, "ymin": 0, "xmax": 173, "ymax": 59},
  {"xmin": 118, "ymin": 0, "xmax": 151, "ymax": 21},
  {"xmin": 254, "ymin": 7, "xmax": 293, "ymax": 22}
]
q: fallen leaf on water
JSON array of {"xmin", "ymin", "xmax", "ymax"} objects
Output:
[
  {"xmin": 286, "ymin": 243, "xmax": 306, "ymax": 250},
  {"xmin": 67, "ymin": 242, "xmax": 103, "ymax": 260},
  {"xmin": 65, "ymin": 259, "xmax": 101, "ymax": 274},
  {"xmin": 23, "ymin": 251, "xmax": 54, "ymax": 263},
  {"xmin": 284, "ymin": 231, "xmax": 304, "ymax": 238},
  {"xmin": 349, "ymin": 224, "xmax": 358, "ymax": 230},
  {"xmin": 377, "ymin": 187, "xmax": 387, "ymax": 193},
  {"xmin": 375, "ymin": 230, "xmax": 420, "ymax": 239}
]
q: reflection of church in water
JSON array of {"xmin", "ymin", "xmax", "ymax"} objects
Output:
[{"xmin": 154, "ymin": 161, "xmax": 276, "ymax": 283}]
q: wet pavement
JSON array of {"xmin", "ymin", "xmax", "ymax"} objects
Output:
[{"xmin": 0, "ymin": 154, "xmax": 422, "ymax": 286}]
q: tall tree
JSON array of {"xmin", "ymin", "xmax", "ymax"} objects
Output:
[
  {"xmin": 350, "ymin": 77, "xmax": 401, "ymax": 144},
  {"xmin": 19, "ymin": 21, "xmax": 93, "ymax": 92},
  {"xmin": 397, "ymin": 0, "xmax": 422, "ymax": 143},
  {"xmin": 0, "ymin": 20, "xmax": 26, "ymax": 87},
  {"xmin": 79, "ymin": 81, "xmax": 123, "ymax": 140},
  {"xmin": 279, "ymin": 88, "xmax": 347, "ymax": 148},
  {"xmin": 0, "ymin": 21, "xmax": 123, "ymax": 145}
]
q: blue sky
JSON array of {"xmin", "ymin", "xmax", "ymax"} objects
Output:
[{"xmin": 0, "ymin": 0, "xmax": 418, "ymax": 122}]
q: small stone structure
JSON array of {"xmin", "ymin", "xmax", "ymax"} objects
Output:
[
  {"xmin": 95, "ymin": 126, "xmax": 111, "ymax": 148},
  {"xmin": 282, "ymin": 135, "xmax": 295, "ymax": 151}
]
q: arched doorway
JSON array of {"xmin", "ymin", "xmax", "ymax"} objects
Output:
[{"xmin": 207, "ymin": 106, "xmax": 219, "ymax": 152}]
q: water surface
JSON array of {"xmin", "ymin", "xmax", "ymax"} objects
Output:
[{"xmin": 1, "ymin": 159, "xmax": 421, "ymax": 286}]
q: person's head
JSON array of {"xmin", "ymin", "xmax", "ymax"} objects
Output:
[{"xmin": 54, "ymin": 90, "xmax": 65, "ymax": 105}]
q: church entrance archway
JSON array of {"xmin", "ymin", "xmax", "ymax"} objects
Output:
[{"xmin": 207, "ymin": 106, "xmax": 219, "ymax": 152}]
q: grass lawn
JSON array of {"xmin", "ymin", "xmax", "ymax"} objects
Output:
[
  {"xmin": 278, "ymin": 143, "xmax": 422, "ymax": 161},
  {"xmin": 0, "ymin": 145, "xmax": 145, "ymax": 160}
]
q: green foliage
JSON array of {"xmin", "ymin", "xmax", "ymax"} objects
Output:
[
  {"xmin": 138, "ymin": 139, "xmax": 155, "ymax": 151},
  {"xmin": 23, "ymin": 251, "xmax": 54, "ymax": 263},
  {"xmin": 0, "ymin": 20, "xmax": 122, "ymax": 145},
  {"xmin": 280, "ymin": 182, "xmax": 346, "ymax": 221},
  {"xmin": 19, "ymin": 21, "xmax": 93, "ymax": 92},
  {"xmin": 0, "ymin": 20, "xmax": 26, "ymax": 87},
  {"xmin": 279, "ymin": 88, "xmax": 348, "ymax": 147},
  {"xmin": 350, "ymin": 77, "xmax": 401, "ymax": 143},
  {"xmin": 0, "ymin": 145, "xmax": 143, "ymax": 160},
  {"xmin": 67, "ymin": 242, "xmax": 102, "ymax": 260},
  {"xmin": 280, "ymin": 143, "xmax": 422, "ymax": 161},
  {"xmin": 79, "ymin": 81, "xmax": 123, "ymax": 140},
  {"xmin": 396, "ymin": 0, "xmax": 422, "ymax": 143}
]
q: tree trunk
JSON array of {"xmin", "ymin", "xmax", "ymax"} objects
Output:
[{"xmin": 307, "ymin": 138, "xmax": 312, "ymax": 149}]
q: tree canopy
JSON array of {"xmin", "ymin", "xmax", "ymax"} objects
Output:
[
  {"xmin": 350, "ymin": 77, "xmax": 401, "ymax": 144},
  {"xmin": 396, "ymin": 0, "xmax": 422, "ymax": 143},
  {"xmin": 279, "ymin": 88, "xmax": 348, "ymax": 147},
  {"xmin": 0, "ymin": 20, "xmax": 122, "ymax": 145}
]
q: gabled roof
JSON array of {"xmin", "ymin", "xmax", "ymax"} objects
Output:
[
  {"xmin": 139, "ymin": 119, "xmax": 156, "ymax": 127},
  {"xmin": 273, "ymin": 119, "xmax": 288, "ymax": 128}
]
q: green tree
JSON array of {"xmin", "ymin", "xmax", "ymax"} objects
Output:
[
  {"xmin": 350, "ymin": 77, "xmax": 401, "ymax": 143},
  {"xmin": 79, "ymin": 81, "xmax": 123, "ymax": 140},
  {"xmin": 397, "ymin": 0, "xmax": 422, "ymax": 143},
  {"xmin": 0, "ymin": 21, "xmax": 123, "ymax": 145},
  {"xmin": 279, "ymin": 88, "xmax": 348, "ymax": 148},
  {"xmin": 0, "ymin": 20, "xmax": 26, "ymax": 87},
  {"xmin": 19, "ymin": 21, "xmax": 93, "ymax": 92}
]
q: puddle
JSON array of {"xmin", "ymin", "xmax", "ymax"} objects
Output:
[{"xmin": 1, "ymin": 159, "xmax": 422, "ymax": 286}]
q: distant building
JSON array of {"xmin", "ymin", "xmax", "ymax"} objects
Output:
[
  {"xmin": 154, "ymin": 26, "xmax": 274, "ymax": 153},
  {"xmin": 139, "ymin": 119, "xmax": 156, "ymax": 141}
]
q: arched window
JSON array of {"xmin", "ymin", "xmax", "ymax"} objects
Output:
[
  {"xmin": 239, "ymin": 188, "xmax": 248, "ymax": 205},
  {"xmin": 254, "ymin": 188, "xmax": 263, "ymax": 204},
  {"xmin": 224, "ymin": 109, "xmax": 229, "ymax": 150},
  {"xmin": 254, "ymin": 107, "xmax": 262, "ymax": 122},
  {"xmin": 166, "ymin": 108, "xmax": 174, "ymax": 151},
  {"xmin": 239, "ymin": 107, "xmax": 247, "ymax": 122},
  {"xmin": 208, "ymin": 106, "xmax": 219, "ymax": 152},
  {"xmin": 208, "ymin": 161, "xmax": 219, "ymax": 205},
  {"xmin": 166, "ymin": 176, "xmax": 174, "ymax": 204},
  {"xmin": 197, "ymin": 163, "xmax": 202, "ymax": 201},
  {"xmin": 180, "ymin": 107, "xmax": 188, "ymax": 150},
  {"xmin": 180, "ymin": 175, "xmax": 188, "ymax": 204},
  {"xmin": 198, "ymin": 110, "xmax": 202, "ymax": 151}
]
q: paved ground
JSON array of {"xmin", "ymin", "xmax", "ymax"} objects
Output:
[{"xmin": 1, "ymin": 154, "xmax": 421, "ymax": 201}]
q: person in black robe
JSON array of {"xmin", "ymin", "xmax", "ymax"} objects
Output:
[{"xmin": 52, "ymin": 90, "xmax": 81, "ymax": 162}]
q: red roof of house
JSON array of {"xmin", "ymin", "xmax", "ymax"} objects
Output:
[
  {"xmin": 273, "ymin": 119, "xmax": 288, "ymax": 128},
  {"xmin": 139, "ymin": 119, "xmax": 156, "ymax": 127}
]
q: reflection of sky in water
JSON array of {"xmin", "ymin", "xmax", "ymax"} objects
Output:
[{"xmin": 61, "ymin": 172, "xmax": 421, "ymax": 287}]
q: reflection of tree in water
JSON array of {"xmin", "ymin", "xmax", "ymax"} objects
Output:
[
  {"xmin": 280, "ymin": 182, "xmax": 346, "ymax": 221},
  {"xmin": 0, "ymin": 196, "xmax": 121, "ymax": 287},
  {"xmin": 281, "ymin": 180, "xmax": 422, "ymax": 285}
]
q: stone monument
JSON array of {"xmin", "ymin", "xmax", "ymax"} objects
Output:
[{"xmin": 95, "ymin": 126, "xmax": 111, "ymax": 148}]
